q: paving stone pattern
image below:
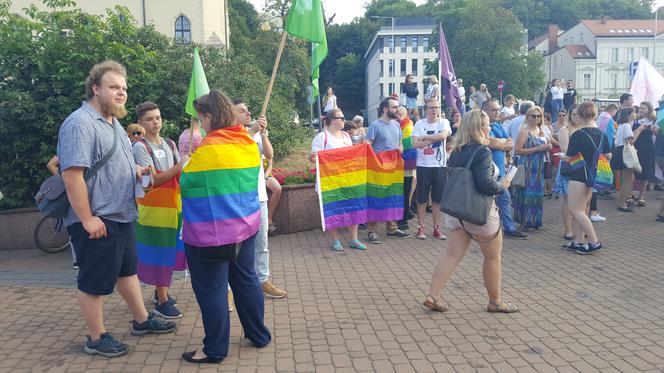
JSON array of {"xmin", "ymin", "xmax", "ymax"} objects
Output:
[{"xmin": 0, "ymin": 195, "xmax": 663, "ymax": 372}]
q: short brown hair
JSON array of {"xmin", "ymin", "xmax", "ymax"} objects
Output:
[
  {"xmin": 85, "ymin": 60, "xmax": 127, "ymax": 99},
  {"xmin": 135, "ymin": 101, "xmax": 159, "ymax": 120},
  {"xmin": 577, "ymin": 101, "xmax": 597, "ymax": 120},
  {"xmin": 194, "ymin": 89, "xmax": 235, "ymax": 130}
]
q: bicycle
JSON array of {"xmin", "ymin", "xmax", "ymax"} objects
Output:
[{"xmin": 34, "ymin": 215, "xmax": 71, "ymax": 253}]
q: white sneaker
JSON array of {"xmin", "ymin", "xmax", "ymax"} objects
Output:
[{"xmin": 590, "ymin": 214, "xmax": 606, "ymax": 222}]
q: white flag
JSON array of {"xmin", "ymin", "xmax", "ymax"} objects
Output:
[{"xmin": 629, "ymin": 57, "xmax": 664, "ymax": 107}]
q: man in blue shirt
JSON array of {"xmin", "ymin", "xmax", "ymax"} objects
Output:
[{"xmin": 483, "ymin": 100, "xmax": 527, "ymax": 239}]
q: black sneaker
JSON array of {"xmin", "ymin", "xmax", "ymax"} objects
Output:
[
  {"xmin": 367, "ymin": 232, "xmax": 381, "ymax": 244},
  {"xmin": 130, "ymin": 313, "xmax": 177, "ymax": 335},
  {"xmin": 84, "ymin": 332, "xmax": 128, "ymax": 358},
  {"xmin": 561, "ymin": 241, "xmax": 581, "ymax": 251},
  {"xmin": 504, "ymin": 230, "xmax": 528, "ymax": 240},
  {"xmin": 359, "ymin": 223, "xmax": 368, "ymax": 230},
  {"xmin": 577, "ymin": 242, "xmax": 603, "ymax": 255},
  {"xmin": 152, "ymin": 290, "xmax": 177, "ymax": 306},
  {"xmin": 403, "ymin": 210, "xmax": 415, "ymax": 221},
  {"xmin": 397, "ymin": 220, "xmax": 409, "ymax": 231},
  {"xmin": 154, "ymin": 302, "xmax": 182, "ymax": 319},
  {"xmin": 72, "ymin": 262, "xmax": 79, "ymax": 270},
  {"xmin": 387, "ymin": 229, "xmax": 412, "ymax": 238}
]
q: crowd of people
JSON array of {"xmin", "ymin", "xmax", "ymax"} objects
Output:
[{"xmin": 50, "ymin": 60, "xmax": 664, "ymax": 365}]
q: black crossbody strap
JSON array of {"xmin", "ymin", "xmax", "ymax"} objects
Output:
[{"xmin": 84, "ymin": 123, "xmax": 119, "ymax": 181}]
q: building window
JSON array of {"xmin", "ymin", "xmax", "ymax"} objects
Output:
[
  {"xmin": 377, "ymin": 38, "xmax": 384, "ymax": 53},
  {"xmin": 174, "ymin": 15, "xmax": 191, "ymax": 43},
  {"xmin": 422, "ymin": 37, "xmax": 429, "ymax": 51},
  {"xmin": 583, "ymin": 73, "xmax": 591, "ymax": 89},
  {"xmin": 626, "ymin": 47, "xmax": 634, "ymax": 62},
  {"xmin": 389, "ymin": 37, "xmax": 394, "ymax": 53},
  {"xmin": 400, "ymin": 36, "xmax": 407, "ymax": 52},
  {"xmin": 642, "ymin": 47, "xmax": 649, "ymax": 60},
  {"xmin": 610, "ymin": 73, "xmax": 618, "ymax": 89},
  {"xmin": 578, "ymin": 33, "xmax": 583, "ymax": 43},
  {"xmin": 379, "ymin": 59, "xmax": 384, "ymax": 77},
  {"xmin": 399, "ymin": 83, "xmax": 404, "ymax": 94},
  {"xmin": 400, "ymin": 59, "xmax": 407, "ymax": 76},
  {"xmin": 388, "ymin": 59, "xmax": 395, "ymax": 77},
  {"xmin": 389, "ymin": 83, "xmax": 395, "ymax": 95},
  {"xmin": 411, "ymin": 36, "xmax": 418, "ymax": 52},
  {"xmin": 412, "ymin": 59, "xmax": 418, "ymax": 76},
  {"xmin": 610, "ymin": 48, "xmax": 619, "ymax": 62},
  {"xmin": 379, "ymin": 83, "xmax": 384, "ymax": 100}
]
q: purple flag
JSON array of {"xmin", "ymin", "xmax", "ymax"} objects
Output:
[{"xmin": 439, "ymin": 24, "xmax": 462, "ymax": 112}]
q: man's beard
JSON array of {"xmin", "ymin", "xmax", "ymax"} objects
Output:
[
  {"xmin": 387, "ymin": 111, "xmax": 398, "ymax": 119},
  {"xmin": 100, "ymin": 100, "xmax": 127, "ymax": 119}
]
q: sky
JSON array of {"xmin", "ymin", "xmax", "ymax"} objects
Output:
[{"xmin": 250, "ymin": 0, "xmax": 664, "ymax": 25}]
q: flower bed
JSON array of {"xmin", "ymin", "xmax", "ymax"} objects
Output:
[{"xmin": 271, "ymin": 167, "xmax": 316, "ymax": 185}]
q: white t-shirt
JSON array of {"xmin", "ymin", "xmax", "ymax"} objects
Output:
[
  {"xmin": 509, "ymin": 115, "xmax": 525, "ymax": 156},
  {"xmin": 323, "ymin": 95, "xmax": 337, "ymax": 112},
  {"xmin": 412, "ymin": 118, "xmax": 451, "ymax": 167},
  {"xmin": 253, "ymin": 133, "xmax": 268, "ymax": 203},
  {"xmin": 500, "ymin": 106, "xmax": 515, "ymax": 132},
  {"xmin": 311, "ymin": 130, "xmax": 352, "ymax": 153},
  {"xmin": 551, "ymin": 86, "xmax": 567, "ymax": 100},
  {"xmin": 615, "ymin": 123, "xmax": 634, "ymax": 147},
  {"xmin": 425, "ymin": 84, "xmax": 439, "ymax": 101}
]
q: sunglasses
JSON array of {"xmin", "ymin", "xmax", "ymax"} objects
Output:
[
  {"xmin": 529, "ymin": 115, "xmax": 542, "ymax": 118},
  {"xmin": 132, "ymin": 131, "xmax": 143, "ymax": 136}
]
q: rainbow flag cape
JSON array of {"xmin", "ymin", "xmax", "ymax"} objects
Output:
[
  {"xmin": 316, "ymin": 143, "xmax": 404, "ymax": 231},
  {"xmin": 400, "ymin": 117, "xmax": 417, "ymax": 170},
  {"xmin": 136, "ymin": 176, "xmax": 186, "ymax": 286},
  {"xmin": 180, "ymin": 125, "xmax": 261, "ymax": 247}
]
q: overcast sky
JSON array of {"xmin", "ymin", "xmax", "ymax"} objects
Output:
[{"xmin": 249, "ymin": 0, "xmax": 664, "ymax": 25}]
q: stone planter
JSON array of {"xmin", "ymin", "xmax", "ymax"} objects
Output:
[
  {"xmin": 0, "ymin": 207, "xmax": 42, "ymax": 251},
  {"xmin": 271, "ymin": 183, "xmax": 321, "ymax": 235}
]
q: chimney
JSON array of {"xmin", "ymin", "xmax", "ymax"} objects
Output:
[
  {"xmin": 548, "ymin": 24, "xmax": 558, "ymax": 53},
  {"xmin": 600, "ymin": 16, "xmax": 608, "ymax": 25}
]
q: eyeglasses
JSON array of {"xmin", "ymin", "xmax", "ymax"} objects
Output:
[
  {"xmin": 132, "ymin": 131, "xmax": 143, "ymax": 136},
  {"xmin": 332, "ymin": 116, "xmax": 345, "ymax": 120},
  {"xmin": 529, "ymin": 115, "xmax": 542, "ymax": 118}
]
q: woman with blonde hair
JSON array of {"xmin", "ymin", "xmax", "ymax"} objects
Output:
[
  {"xmin": 125, "ymin": 123, "xmax": 144, "ymax": 143},
  {"xmin": 633, "ymin": 101, "xmax": 658, "ymax": 206},
  {"xmin": 513, "ymin": 106, "xmax": 551, "ymax": 229},
  {"xmin": 423, "ymin": 109, "xmax": 518, "ymax": 314},
  {"xmin": 424, "ymin": 75, "xmax": 439, "ymax": 104}
]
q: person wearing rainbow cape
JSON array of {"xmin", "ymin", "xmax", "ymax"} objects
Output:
[
  {"xmin": 132, "ymin": 101, "xmax": 187, "ymax": 319},
  {"xmin": 180, "ymin": 90, "xmax": 271, "ymax": 364}
]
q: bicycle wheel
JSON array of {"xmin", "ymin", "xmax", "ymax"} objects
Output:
[{"xmin": 34, "ymin": 216, "xmax": 71, "ymax": 253}]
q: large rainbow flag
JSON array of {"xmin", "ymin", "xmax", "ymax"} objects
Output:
[
  {"xmin": 400, "ymin": 117, "xmax": 417, "ymax": 171},
  {"xmin": 316, "ymin": 143, "xmax": 404, "ymax": 231},
  {"xmin": 136, "ymin": 176, "xmax": 186, "ymax": 286},
  {"xmin": 180, "ymin": 125, "xmax": 261, "ymax": 247}
]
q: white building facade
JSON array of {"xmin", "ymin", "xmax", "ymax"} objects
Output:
[
  {"xmin": 534, "ymin": 19, "xmax": 664, "ymax": 100},
  {"xmin": 364, "ymin": 17, "xmax": 437, "ymax": 123},
  {"xmin": 8, "ymin": 0, "xmax": 230, "ymax": 46}
]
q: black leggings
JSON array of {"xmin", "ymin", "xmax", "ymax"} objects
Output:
[
  {"xmin": 590, "ymin": 191, "xmax": 597, "ymax": 211},
  {"xmin": 403, "ymin": 176, "xmax": 413, "ymax": 219}
]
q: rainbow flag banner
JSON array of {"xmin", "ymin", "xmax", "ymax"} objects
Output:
[
  {"xmin": 180, "ymin": 125, "xmax": 261, "ymax": 247},
  {"xmin": 136, "ymin": 177, "xmax": 186, "ymax": 286},
  {"xmin": 568, "ymin": 153, "xmax": 586, "ymax": 170},
  {"xmin": 316, "ymin": 143, "xmax": 404, "ymax": 231},
  {"xmin": 400, "ymin": 117, "xmax": 417, "ymax": 171}
]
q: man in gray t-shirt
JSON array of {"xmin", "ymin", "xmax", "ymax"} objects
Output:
[
  {"xmin": 363, "ymin": 97, "xmax": 410, "ymax": 243},
  {"xmin": 58, "ymin": 61, "xmax": 175, "ymax": 358}
]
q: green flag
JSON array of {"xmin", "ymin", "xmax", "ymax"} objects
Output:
[
  {"xmin": 284, "ymin": 0, "xmax": 328, "ymax": 98},
  {"xmin": 185, "ymin": 48, "xmax": 210, "ymax": 118}
]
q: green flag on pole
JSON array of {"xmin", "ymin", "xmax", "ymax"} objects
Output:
[
  {"xmin": 284, "ymin": 0, "xmax": 328, "ymax": 98},
  {"xmin": 185, "ymin": 48, "xmax": 210, "ymax": 118}
]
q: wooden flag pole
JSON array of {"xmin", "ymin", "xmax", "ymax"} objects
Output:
[{"xmin": 260, "ymin": 31, "xmax": 288, "ymax": 118}]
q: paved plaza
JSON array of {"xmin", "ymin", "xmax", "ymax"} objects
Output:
[{"xmin": 0, "ymin": 195, "xmax": 663, "ymax": 372}]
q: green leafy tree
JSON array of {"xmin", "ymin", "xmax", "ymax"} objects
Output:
[{"xmin": 0, "ymin": 0, "xmax": 309, "ymax": 209}]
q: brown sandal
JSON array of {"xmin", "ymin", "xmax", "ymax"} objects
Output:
[
  {"xmin": 487, "ymin": 300, "xmax": 519, "ymax": 313},
  {"xmin": 423, "ymin": 294, "xmax": 449, "ymax": 313}
]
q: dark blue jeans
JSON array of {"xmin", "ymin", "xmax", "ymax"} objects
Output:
[
  {"xmin": 185, "ymin": 233, "xmax": 271, "ymax": 360},
  {"xmin": 495, "ymin": 181, "xmax": 517, "ymax": 233}
]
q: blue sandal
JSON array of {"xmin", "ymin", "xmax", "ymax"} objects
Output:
[
  {"xmin": 349, "ymin": 239, "xmax": 367, "ymax": 250},
  {"xmin": 330, "ymin": 240, "xmax": 343, "ymax": 251}
]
